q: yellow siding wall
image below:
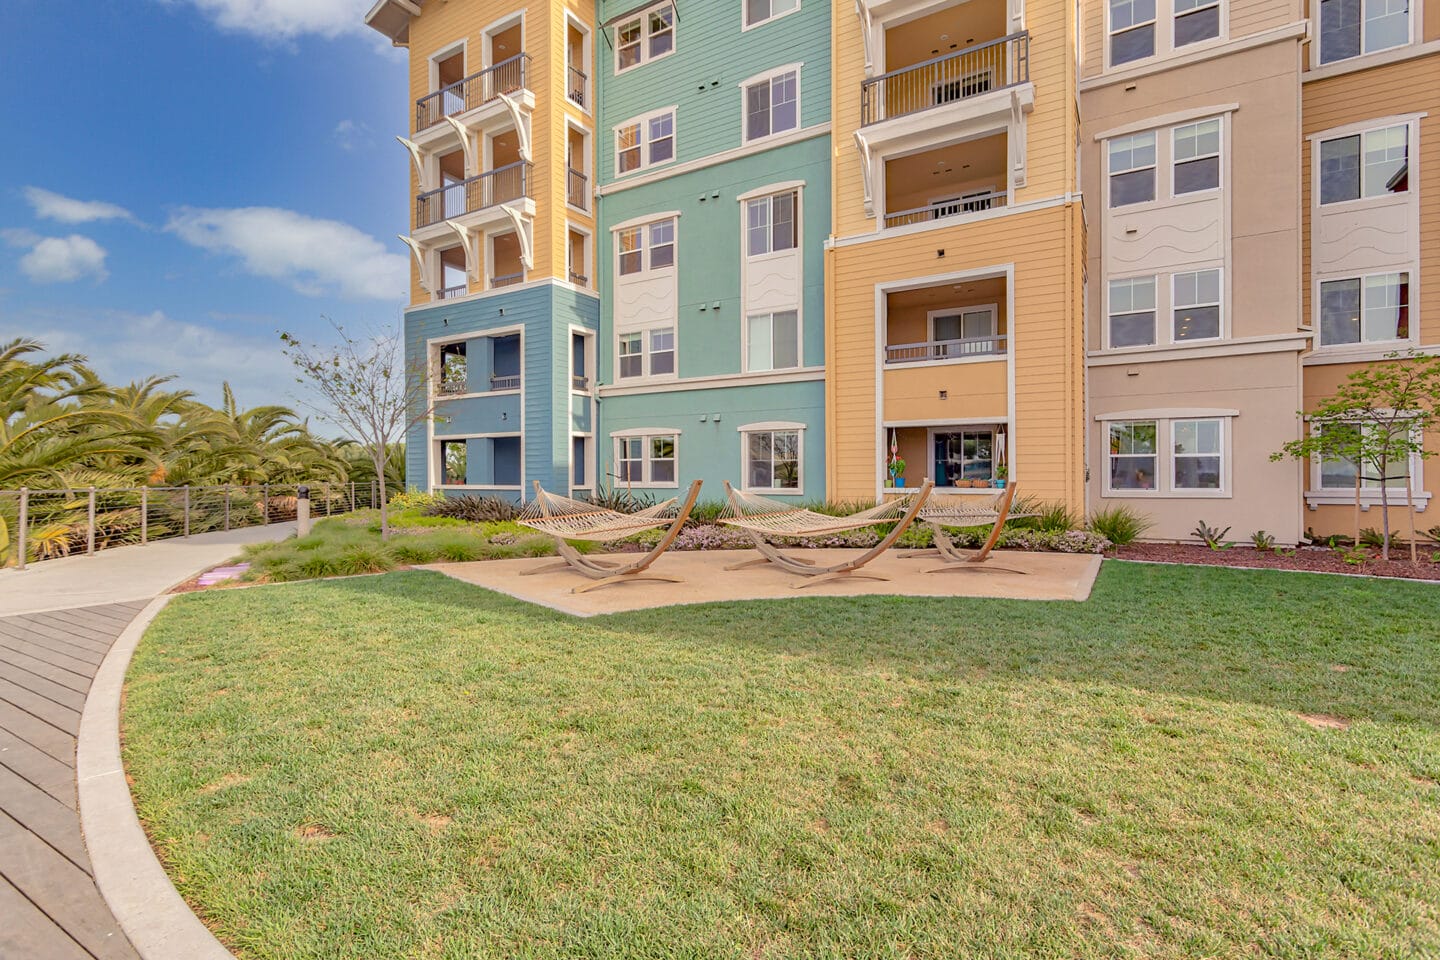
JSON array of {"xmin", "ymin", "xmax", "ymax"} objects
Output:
[{"xmin": 883, "ymin": 360, "xmax": 1009, "ymax": 422}]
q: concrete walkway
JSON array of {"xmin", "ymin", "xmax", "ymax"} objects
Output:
[
  {"xmin": 0, "ymin": 524, "xmax": 296, "ymax": 617},
  {"xmin": 0, "ymin": 526, "xmax": 294, "ymax": 959}
]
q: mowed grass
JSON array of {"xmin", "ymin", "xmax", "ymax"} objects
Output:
[{"xmin": 122, "ymin": 564, "xmax": 1440, "ymax": 960}]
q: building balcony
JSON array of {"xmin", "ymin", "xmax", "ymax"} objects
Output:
[
  {"xmin": 884, "ymin": 190, "xmax": 1008, "ymax": 229},
  {"xmin": 415, "ymin": 160, "xmax": 532, "ymax": 230},
  {"xmin": 880, "ymin": 134, "xmax": 1009, "ymax": 232},
  {"xmin": 861, "ymin": 32, "xmax": 1029, "ymax": 128},
  {"xmin": 567, "ymin": 64, "xmax": 588, "ymax": 109},
  {"xmin": 886, "ymin": 333, "xmax": 1007, "ymax": 364},
  {"xmin": 567, "ymin": 167, "xmax": 589, "ymax": 210},
  {"xmin": 416, "ymin": 53, "xmax": 530, "ymax": 132}
]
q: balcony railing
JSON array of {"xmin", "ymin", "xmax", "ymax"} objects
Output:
[
  {"xmin": 567, "ymin": 64, "xmax": 587, "ymax": 107},
  {"xmin": 415, "ymin": 160, "xmax": 532, "ymax": 229},
  {"xmin": 884, "ymin": 190, "xmax": 1008, "ymax": 229},
  {"xmin": 861, "ymin": 32, "xmax": 1029, "ymax": 126},
  {"xmin": 886, "ymin": 334, "xmax": 1008, "ymax": 364},
  {"xmin": 567, "ymin": 167, "xmax": 589, "ymax": 210},
  {"xmin": 416, "ymin": 53, "xmax": 530, "ymax": 130},
  {"xmin": 572, "ymin": 374, "xmax": 590, "ymax": 391},
  {"xmin": 490, "ymin": 375, "xmax": 522, "ymax": 391},
  {"xmin": 438, "ymin": 283, "xmax": 467, "ymax": 300},
  {"xmin": 490, "ymin": 272, "xmax": 524, "ymax": 289},
  {"xmin": 568, "ymin": 270, "xmax": 589, "ymax": 286}
]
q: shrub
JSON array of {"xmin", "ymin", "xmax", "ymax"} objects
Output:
[
  {"xmin": 389, "ymin": 488, "xmax": 444, "ymax": 512},
  {"xmin": 388, "ymin": 541, "xmax": 440, "ymax": 564},
  {"xmin": 1358, "ymin": 527, "xmax": 1387, "ymax": 549},
  {"xmin": 1250, "ymin": 530, "xmax": 1276, "ymax": 550},
  {"xmin": 297, "ymin": 554, "xmax": 340, "ymax": 580},
  {"xmin": 424, "ymin": 495, "xmax": 520, "ymax": 523},
  {"xmin": 999, "ymin": 528, "xmax": 1111, "ymax": 554},
  {"xmin": 1192, "ymin": 521, "xmax": 1234, "ymax": 550},
  {"xmin": 1426, "ymin": 524, "xmax": 1440, "ymax": 544},
  {"xmin": 1087, "ymin": 506, "xmax": 1152, "ymax": 546},
  {"xmin": 432, "ymin": 536, "xmax": 485, "ymax": 563},
  {"xmin": 1014, "ymin": 499, "xmax": 1082, "ymax": 533},
  {"xmin": 584, "ymin": 488, "xmax": 658, "ymax": 513},
  {"xmin": 333, "ymin": 546, "xmax": 395, "ymax": 576}
]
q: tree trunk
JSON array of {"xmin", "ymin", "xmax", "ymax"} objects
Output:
[
  {"xmin": 374, "ymin": 449, "xmax": 391, "ymax": 542},
  {"xmin": 1377, "ymin": 454, "xmax": 1391, "ymax": 561},
  {"xmin": 1406, "ymin": 473, "xmax": 1418, "ymax": 564}
]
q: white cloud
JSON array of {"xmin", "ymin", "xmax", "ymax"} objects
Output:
[
  {"xmin": 333, "ymin": 119, "xmax": 372, "ymax": 152},
  {"xmin": 166, "ymin": 206, "xmax": 407, "ymax": 301},
  {"xmin": 24, "ymin": 187, "xmax": 137, "ymax": 225},
  {"xmin": 163, "ymin": 0, "xmax": 374, "ymax": 42},
  {"xmin": 16, "ymin": 235, "xmax": 109, "ymax": 284}
]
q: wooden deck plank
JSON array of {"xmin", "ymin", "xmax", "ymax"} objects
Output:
[
  {"xmin": 0, "ymin": 639, "xmax": 102, "ymax": 677},
  {"xmin": 0, "ymin": 700, "xmax": 76, "ymax": 765},
  {"xmin": 0, "ymin": 648, "xmax": 90, "ymax": 694},
  {"xmin": 0, "ymin": 812, "xmax": 139, "ymax": 959},
  {"xmin": 45, "ymin": 606, "xmax": 138, "ymax": 632},
  {"xmin": 0, "ymin": 730, "xmax": 76, "ymax": 809},
  {"xmin": 0, "ymin": 630, "xmax": 106, "ymax": 668},
  {"xmin": 0, "ymin": 663, "xmax": 87, "ymax": 712},
  {"xmin": 0, "ymin": 620, "xmax": 111, "ymax": 659},
  {"xmin": 0, "ymin": 678, "xmax": 81, "ymax": 735},
  {"xmin": 0, "ymin": 876, "xmax": 94, "ymax": 960},
  {"xmin": 0, "ymin": 766, "xmax": 89, "ymax": 874},
  {"xmin": 0, "ymin": 615, "xmax": 115, "ymax": 651}
]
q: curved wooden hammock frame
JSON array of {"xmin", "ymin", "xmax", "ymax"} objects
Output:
[
  {"xmin": 517, "ymin": 479, "xmax": 703, "ymax": 593},
  {"xmin": 720, "ymin": 479, "xmax": 935, "ymax": 588},
  {"xmin": 913, "ymin": 482, "xmax": 1031, "ymax": 574}
]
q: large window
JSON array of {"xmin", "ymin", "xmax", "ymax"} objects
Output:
[
  {"xmin": 438, "ymin": 342, "xmax": 467, "ymax": 394},
  {"xmin": 1317, "ymin": 422, "xmax": 1412, "ymax": 490},
  {"xmin": 744, "ymin": 429, "xmax": 801, "ymax": 490},
  {"xmin": 1319, "ymin": 273, "xmax": 1410, "ymax": 346},
  {"xmin": 745, "ymin": 0, "xmax": 799, "ymax": 29},
  {"xmin": 440, "ymin": 440, "xmax": 467, "ymax": 486},
  {"xmin": 615, "ymin": 110, "xmax": 675, "ymax": 175},
  {"xmin": 1109, "ymin": 0, "xmax": 1156, "ymax": 64},
  {"xmin": 1109, "ymin": 132, "xmax": 1156, "ymax": 207},
  {"xmin": 617, "ymin": 218, "xmax": 677, "ymax": 276},
  {"xmin": 616, "ymin": 5, "xmax": 674, "ymax": 72},
  {"xmin": 1174, "ymin": 0, "xmax": 1221, "ymax": 45},
  {"xmin": 1172, "ymin": 418, "xmax": 1223, "ymax": 490},
  {"xmin": 1319, "ymin": 0, "xmax": 1408, "ymax": 64},
  {"xmin": 931, "ymin": 307, "xmax": 999, "ymax": 355},
  {"xmin": 616, "ymin": 434, "xmax": 678, "ymax": 486},
  {"xmin": 1173, "ymin": 119, "xmax": 1220, "ymax": 194},
  {"xmin": 1172, "ymin": 269, "xmax": 1221, "ymax": 341},
  {"xmin": 933, "ymin": 430, "xmax": 995, "ymax": 487},
  {"xmin": 744, "ymin": 69, "xmax": 798, "ymax": 142},
  {"xmin": 617, "ymin": 327, "xmax": 677, "ymax": 380},
  {"xmin": 1109, "ymin": 421, "xmax": 1158, "ymax": 491},
  {"xmin": 746, "ymin": 191, "xmax": 797, "ymax": 257},
  {"xmin": 1108, "ymin": 276, "xmax": 1157, "ymax": 348},
  {"xmin": 746, "ymin": 311, "xmax": 799, "ymax": 372},
  {"xmin": 1319, "ymin": 124, "xmax": 1408, "ymax": 204}
]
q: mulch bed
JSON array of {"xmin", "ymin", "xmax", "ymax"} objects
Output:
[{"xmin": 1114, "ymin": 542, "xmax": 1440, "ymax": 581}]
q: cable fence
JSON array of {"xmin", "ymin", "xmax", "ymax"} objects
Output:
[{"xmin": 0, "ymin": 482, "xmax": 381, "ymax": 570}]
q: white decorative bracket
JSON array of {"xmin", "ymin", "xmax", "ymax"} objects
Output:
[
  {"xmin": 398, "ymin": 235, "xmax": 432, "ymax": 294},
  {"xmin": 445, "ymin": 221, "xmax": 482, "ymax": 283},
  {"xmin": 442, "ymin": 116, "xmax": 478, "ymax": 176},
  {"xmin": 1008, "ymin": 0, "xmax": 1025, "ymax": 32},
  {"xmin": 1009, "ymin": 89, "xmax": 1028, "ymax": 188},
  {"xmin": 854, "ymin": 0, "xmax": 878, "ymax": 75},
  {"xmin": 853, "ymin": 131, "xmax": 875, "ymax": 219},
  {"xmin": 396, "ymin": 136, "xmax": 429, "ymax": 190},
  {"xmin": 496, "ymin": 92, "xmax": 533, "ymax": 162},
  {"xmin": 499, "ymin": 204, "xmax": 534, "ymax": 270}
]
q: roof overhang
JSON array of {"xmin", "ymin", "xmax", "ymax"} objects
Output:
[{"xmin": 364, "ymin": 0, "xmax": 420, "ymax": 45}]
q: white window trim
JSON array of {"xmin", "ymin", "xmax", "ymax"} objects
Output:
[
  {"xmin": 610, "ymin": 430, "xmax": 681, "ymax": 488},
  {"xmin": 613, "ymin": 2, "xmax": 676, "ymax": 75},
  {"xmin": 614, "ymin": 106, "xmax": 678, "ymax": 177},
  {"xmin": 927, "ymin": 304, "xmax": 999, "ymax": 343},
  {"xmin": 1105, "ymin": 0, "xmax": 1228, "ymax": 72},
  {"xmin": 1168, "ymin": 417, "xmax": 1228, "ymax": 495},
  {"xmin": 1104, "ymin": 274, "xmax": 1159, "ymax": 351},
  {"xmin": 566, "ymin": 220, "xmax": 593, "ymax": 289},
  {"xmin": 564, "ymin": 12, "xmax": 593, "ymax": 117},
  {"xmin": 1170, "ymin": 117, "xmax": 1223, "ymax": 197},
  {"xmin": 1107, "ymin": 131, "xmax": 1158, "ymax": 209},
  {"xmin": 1313, "ymin": 119, "xmax": 1416, "ymax": 210},
  {"xmin": 570, "ymin": 432, "xmax": 594, "ymax": 491},
  {"xmin": 615, "ymin": 214, "xmax": 679, "ymax": 281},
  {"xmin": 615, "ymin": 326, "xmax": 678, "ymax": 383},
  {"xmin": 425, "ymin": 326, "xmax": 525, "ymax": 400},
  {"xmin": 428, "ymin": 39, "xmax": 468, "ymax": 94},
  {"xmin": 1313, "ymin": 269, "xmax": 1417, "ymax": 350},
  {"xmin": 742, "ymin": 0, "xmax": 802, "ymax": 32},
  {"xmin": 1170, "ymin": 267, "xmax": 1225, "ymax": 343},
  {"xmin": 1100, "ymin": 415, "xmax": 1233, "ymax": 498},
  {"xmin": 1304, "ymin": 418, "xmax": 1430, "ymax": 511},
  {"xmin": 739, "ymin": 184, "xmax": 804, "ymax": 374},
  {"xmin": 739, "ymin": 63, "xmax": 803, "ymax": 145},
  {"xmin": 565, "ymin": 118, "xmax": 592, "ymax": 214},
  {"xmin": 738, "ymin": 422, "xmax": 806, "ymax": 495},
  {"xmin": 743, "ymin": 310, "xmax": 803, "ymax": 375},
  {"xmin": 1313, "ymin": 0, "xmax": 1416, "ymax": 69}
]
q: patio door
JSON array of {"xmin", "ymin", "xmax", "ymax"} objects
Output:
[
  {"xmin": 931, "ymin": 306, "xmax": 997, "ymax": 356},
  {"xmin": 932, "ymin": 429, "xmax": 994, "ymax": 487}
]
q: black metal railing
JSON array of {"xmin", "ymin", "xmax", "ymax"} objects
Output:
[
  {"xmin": 884, "ymin": 190, "xmax": 1008, "ymax": 228},
  {"xmin": 566, "ymin": 167, "xmax": 589, "ymax": 209},
  {"xmin": 861, "ymin": 32, "xmax": 1029, "ymax": 126},
  {"xmin": 490, "ymin": 374, "xmax": 522, "ymax": 391},
  {"xmin": 568, "ymin": 270, "xmax": 589, "ymax": 287},
  {"xmin": 885, "ymin": 334, "xmax": 1008, "ymax": 364},
  {"xmin": 567, "ymin": 64, "xmax": 587, "ymax": 107},
  {"xmin": 415, "ymin": 160, "xmax": 532, "ymax": 228},
  {"xmin": 490, "ymin": 272, "xmax": 524, "ymax": 289},
  {"xmin": 572, "ymin": 374, "xmax": 590, "ymax": 391},
  {"xmin": 416, "ymin": 53, "xmax": 531, "ymax": 130}
]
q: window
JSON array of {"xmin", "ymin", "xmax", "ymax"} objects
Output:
[
  {"xmin": 745, "ymin": 0, "xmax": 799, "ymax": 29},
  {"xmin": 617, "ymin": 218, "xmax": 676, "ymax": 276},
  {"xmin": 744, "ymin": 69, "xmax": 798, "ymax": 142},
  {"xmin": 572, "ymin": 333, "xmax": 589, "ymax": 391},
  {"xmin": 438, "ymin": 342, "xmax": 467, "ymax": 394},
  {"xmin": 616, "ymin": 327, "xmax": 676, "ymax": 380},
  {"xmin": 1174, "ymin": 0, "xmax": 1220, "ymax": 44},
  {"xmin": 1172, "ymin": 418, "xmax": 1223, "ymax": 490},
  {"xmin": 1110, "ymin": 0, "xmax": 1156, "ymax": 64},
  {"xmin": 615, "ymin": 110, "xmax": 675, "ymax": 175},
  {"xmin": 1319, "ymin": 0, "xmax": 1408, "ymax": 64},
  {"xmin": 1109, "ymin": 132, "xmax": 1156, "ymax": 207},
  {"xmin": 747, "ymin": 311, "xmax": 799, "ymax": 371},
  {"xmin": 1317, "ymin": 422, "xmax": 1412, "ymax": 489},
  {"xmin": 1173, "ymin": 119, "xmax": 1220, "ymax": 194},
  {"xmin": 746, "ymin": 192, "xmax": 797, "ymax": 257},
  {"xmin": 1172, "ymin": 269, "xmax": 1221, "ymax": 341},
  {"xmin": 616, "ymin": 5, "xmax": 674, "ymax": 72},
  {"xmin": 1109, "ymin": 421, "xmax": 1158, "ymax": 491},
  {"xmin": 615, "ymin": 434, "xmax": 679, "ymax": 486},
  {"xmin": 933, "ymin": 430, "xmax": 995, "ymax": 487},
  {"xmin": 1320, "ymin": 124, "xmax": 1408, "ymax": 204},
  {"xmin": 932, "ymin": 307, "xmax": 999, "ymax": 355},
  {"xmin": 1108, "ymin": 276, "xmax": 1157, "ymax": 347},
  {"xmin": 745, "ymin": 429, "xmax": 801, "ymax": 490},
  {"xmin": 440, "ymin": 440, "xmax": 467, "ymax": 486},
  {"xmin": 1319, "ymin": 273, "xmax": 1410, "ymax": 346},
  {"xmin": 572, "ymin": 436, "xmax": 589, "ymax": 487}
]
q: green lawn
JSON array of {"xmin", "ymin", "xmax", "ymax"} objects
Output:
[{"xmin": 123, "ymin": 564, "xmax": 1440, "ymax": 959}]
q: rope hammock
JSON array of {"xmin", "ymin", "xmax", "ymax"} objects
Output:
[
  {"xmin": 518, "ymin": 488, "xmax": 680, "ymax": 542},
  {"xmin": 717, "ymin": 487, "xmax": 920, "ymax": 537}
]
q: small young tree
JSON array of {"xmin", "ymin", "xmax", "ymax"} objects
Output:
[
  {"xmin": 1274, "ymin": 352, "xmax": 1440, "ymax": 561},
  {"xmin": 280, "ymin": 320, "xmax": 433, "ymax": 541}
]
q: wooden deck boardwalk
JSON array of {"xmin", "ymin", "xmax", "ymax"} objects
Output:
[{"xmin": 0, "ymin": 601, "xmax": 148, "ymax": 960}]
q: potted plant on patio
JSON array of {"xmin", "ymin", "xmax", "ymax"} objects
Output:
[
  {"xmin": 995, "ymin": 463, "xmax": 1008, "ymax": 489},
  {"xmin": 888, "ymin": 454, "xmax": 907, "ymax": 488}
]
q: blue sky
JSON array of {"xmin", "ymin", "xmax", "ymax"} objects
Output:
[{"xmin": 0, "ymin": 0, "xmax": 410, "ymax": 409}]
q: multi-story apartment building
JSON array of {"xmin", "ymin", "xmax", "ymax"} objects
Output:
[{"xmin": 370, "ymin": 0, "xmax": 1436, "ymax": 545}]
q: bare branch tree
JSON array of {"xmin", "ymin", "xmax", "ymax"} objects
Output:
[{"xmin": 280, "ymin": 319, "xmax": 433, "ymax": 541}]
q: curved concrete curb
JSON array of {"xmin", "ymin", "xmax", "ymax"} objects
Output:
[{"xmin": 76, "ymin": 595, "xmax": 239, "ymax": 960}]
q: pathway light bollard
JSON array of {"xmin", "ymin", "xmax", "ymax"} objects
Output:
[{"xmin": 297, "ymin": 485, "xmax": 312, "ymax": 537}]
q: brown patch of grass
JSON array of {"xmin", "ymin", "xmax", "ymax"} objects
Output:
[
  {"xmin": 1330, "ymin": 664, "xmax": 1356, "ymax": 673},
  {"xmin": 1299, "ymin": 713, "xmax": 1351, "ymax": 730},
  {"xmin": 296, "ymin": 823, "xmax": 336, "ymax": 842},
  {"xmin": 421, "ymin": 813, "xmax": 452, "ymax": 832},
  {"xmin": 198, "ymin": 772, "xmax": 251, "ymax": 794}
]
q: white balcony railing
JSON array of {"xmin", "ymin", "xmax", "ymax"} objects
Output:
[
  {"xmin": 886, "ymin": 334, "xmax": 1007, "ymax": 364},
  {"xmin": 884, "ymin": 190, "xmax": 1008, "ymax": 229}
]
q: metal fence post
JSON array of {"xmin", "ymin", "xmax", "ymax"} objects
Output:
[
  {"xmin": 141, "ymin": 488, "xmax": 149, "ymax": 544},
  {"xmin": 261, "ymin": 483, "xmax": 269, "ymax": 525},
  {"xmin": 224, "ymin": 484, "xmax": 232, "ymax": 531},
  {"xmin": 371, "ymin": 479, "xmax": 378, "ymax": 510},
  {"xmin": 325, "ymin": 483, "xmax": 332, "ymax": 517},
  {"xmin": 16, "ymin": 488, "xmax": 28, "ymax": 571},
  {"xmin": 87, "ymin": 487, "xmax": 96, "ymax": 556},
  {"xmin": 349, "ymin": 481, "xmax": 356, "ymax": 513},
  {"xmin": 184, "ymin": 486, "xmax": 191, "ymax": 538}
]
